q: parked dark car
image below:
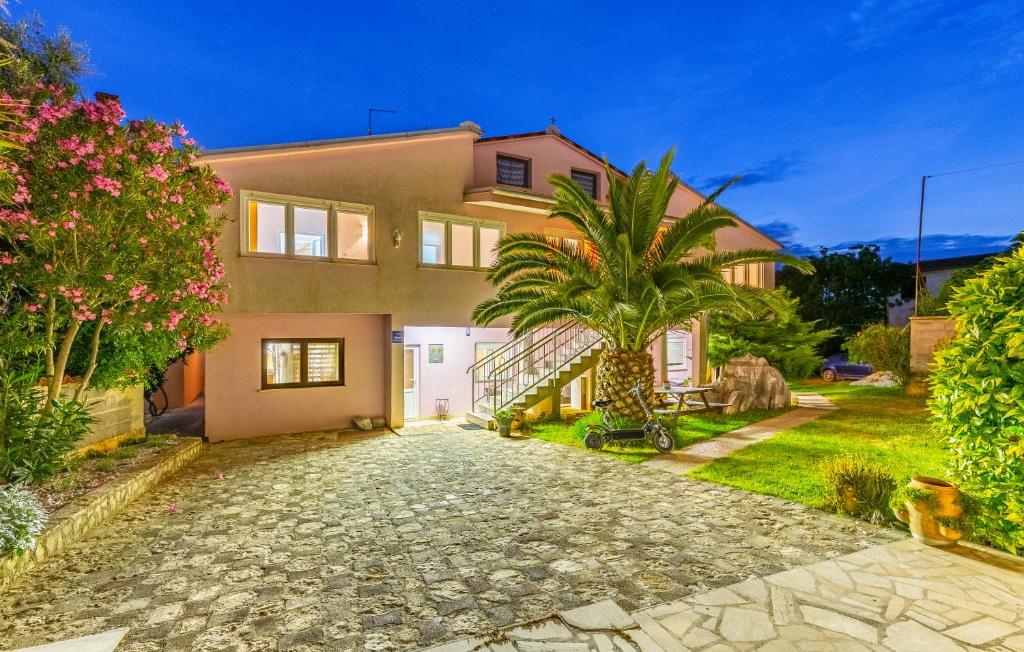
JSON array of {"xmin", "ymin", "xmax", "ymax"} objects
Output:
[{"xmin": 820, "ymin": 354, "xmax": 873, "ymax": 381}]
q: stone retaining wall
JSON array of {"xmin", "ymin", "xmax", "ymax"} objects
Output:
[{"xmin": 0, "ymin": 437, "xmax": 204, "ymax": 593}]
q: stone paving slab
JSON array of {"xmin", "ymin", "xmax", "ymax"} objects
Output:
[
  {"xmin": 425, "ymin": 538, "xmax": 1024, "ymax": 651},
  {"xmin": 0, "ymin": 426, "xmax": 897, "ymax": 651}
]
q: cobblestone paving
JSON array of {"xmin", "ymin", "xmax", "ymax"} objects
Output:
[{"xmin": 0, "ymin": 427, "xmax": 900, "ymax": 651}]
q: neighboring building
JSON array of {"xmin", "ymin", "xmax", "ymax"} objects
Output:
[
  {"xmin": 889, "ymin": 253, "xmax": 995, "ymax": 326},
  {"xmin": 181, "ymin": 123, "xmax": 779, "ymax": 441}
]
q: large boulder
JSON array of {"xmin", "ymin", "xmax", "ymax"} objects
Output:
[{"xmin": 709, "ymin": 354, "xmax": 791, "ymax": 415}]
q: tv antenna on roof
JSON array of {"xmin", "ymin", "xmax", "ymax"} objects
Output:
[{"xmin": 368, "ymin": 108, "xmax": 398, "ymax": 135}]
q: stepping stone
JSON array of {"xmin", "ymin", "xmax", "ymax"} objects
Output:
[
  {"xmin": 13, "ymin": 628, "xmax": 129, "ymax": 652},
  {"xmin": 559, "ymin": 599, "xmax": 636, "ymax": 631}
]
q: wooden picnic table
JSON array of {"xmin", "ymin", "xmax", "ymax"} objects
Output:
[{"xmin": 654, "ymin": 386, "xmax": 716, "ymax": 418}]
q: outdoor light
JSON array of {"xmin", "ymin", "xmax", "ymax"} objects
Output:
[
  {"xmin": 465, "ymin": 327, "xmax": 471, "ymax": 336},
  {"xmin": 392, "ymin": 228, "xmax": 402, "ymax": 248}
]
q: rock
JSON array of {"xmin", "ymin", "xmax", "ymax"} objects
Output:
[
  {"xmin": 708, "ymin": 354, "xmax": 791, "ymax": 415},
  {"xmin": 353, "ymin": 417, "xmax": 374, "ymax": 431},
  {"xmin": 850, "ymin": 371, "xmax": 903, "ymax": 387},
  {"xmin": 371, "ymin": 417, "xmax": 387, "ymax": 428}
]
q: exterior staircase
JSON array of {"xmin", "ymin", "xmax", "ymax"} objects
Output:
[{"xmin": 465, "ymin": 323, "xmax": 602, "ymax": 428}]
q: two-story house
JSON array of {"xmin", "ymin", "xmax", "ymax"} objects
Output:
[{"xmin": 184, "ymin": 122, "xmax": 779, "ymax": 441}]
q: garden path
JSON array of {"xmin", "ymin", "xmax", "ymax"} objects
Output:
[
  {"xmin": 425, "ymin": 537, "xmax": 1024, "ymax": 651},
  {"xmin": 643, "ymin": 392, "xmax": 837, "ymax": 475}
]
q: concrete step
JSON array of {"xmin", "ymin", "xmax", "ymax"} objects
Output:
[{"xmin": 464, "ymin": 411, "xmax": 495, "ymax": 429}]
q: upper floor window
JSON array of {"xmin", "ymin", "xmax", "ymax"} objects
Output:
[
  {"xmin": 242, "ymin": 191, "xmax": 373, "ymax": 263},
  {"xmin": 496, "ymin": 154, "xmax": 530, "ymax": 188},
  {"xmin": 420, "ymin": 212, "xmax": 504, "ymax": 269},
  {"xmin": 571, "ymin": 169, "xmax": 599, "ymax": 199}
]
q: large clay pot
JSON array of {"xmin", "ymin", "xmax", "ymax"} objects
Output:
[{"xmin": 893, "ymin": 476, "xmax": 963, "ymax": 546}]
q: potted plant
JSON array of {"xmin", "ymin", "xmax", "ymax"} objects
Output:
[
  {"xmin": 494, "ymin": 409, "xmax": 516, "ymax": 437},
  {"xmin": 891, "ymin": 476, "xmax": 965, "ymax": 546}
]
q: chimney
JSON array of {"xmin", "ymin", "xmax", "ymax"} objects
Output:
[{"xmin": 94, "ymin": 91, "xmax": 120, "ymax": 104}]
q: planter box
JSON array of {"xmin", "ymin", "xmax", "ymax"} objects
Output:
[{"xmin": 0, "ymin": 436, "xmax": 203, "ymax": 593}]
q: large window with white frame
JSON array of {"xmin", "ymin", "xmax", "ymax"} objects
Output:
[
  {"xmin": 241, "ymin": 191, "xmax": 373, "ymax": 263},
  {"xmin": 419, "ymin": 212, "xmax": 504, "ymax": 269}
]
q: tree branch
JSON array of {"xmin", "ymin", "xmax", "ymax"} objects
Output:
[{"xmin": 73, "ymin": 320, "xmax": 104, "ymax": 401}]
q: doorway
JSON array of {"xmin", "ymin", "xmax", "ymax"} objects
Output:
[{"xmin": 404, "ymin": 345, "xmax": 419, "ymax": 420}]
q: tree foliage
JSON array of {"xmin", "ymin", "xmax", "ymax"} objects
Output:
[
  {"xmin": 929, "ymin": 244, "xmax": 1024, "ymax": 555},
  {"xmin": 0, "ymin": 13, "xmax": 88, "ymax": 94},
  {"xmin": 709, "ymin": 289, "xmax": 834, "ymax": 379},
  {"xmin": 843, "ymin": 324, "xmax": 910, "ymax": 381},
  {"xmin": 778, "ymin": 245, "xmax": 913, "ymax": 354},
  {"xmin": 0, "ymin": 85, "xmax": 232, "ymax": 405}
]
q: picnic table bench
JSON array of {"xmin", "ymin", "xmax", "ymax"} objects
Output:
[{"xmin": 653, "ymin": 386, "xmax": 732, "ymax": 418}]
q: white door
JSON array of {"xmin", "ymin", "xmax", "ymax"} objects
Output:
[{"xmin": 404, "ymin": 346, "xmax": 419, "ymax": 420}]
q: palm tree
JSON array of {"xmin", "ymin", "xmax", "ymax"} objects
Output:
[{"xmin": 472, "ymin": 149, "xmax": 812, "ymax": 419}]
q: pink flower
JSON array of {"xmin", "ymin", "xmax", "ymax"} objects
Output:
[
  {"xmin": 138, "ymin": 237, "xmax": 147, "ymax": 246},
  {"xmin": 24, "ymin": 303, "xmax": 41, "ymax": 313},
  {"xmin": 92, "ymin": 175, "xmax": 122, "ymax": 196},
  {"xmin": 103, "ymin": 273, "xmax": 114, "ymax": 281},
  {"xmin": 166, "ymin": 504, "xmax": 178, "ymax": 513},
  {"xmin": 143, "ymin": 322, "xmax": 153, "ymax": 332}
]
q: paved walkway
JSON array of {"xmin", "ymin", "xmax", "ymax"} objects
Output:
[
  {"xmin": 644, "ymin": 393, "xmax": 837, "ymax": 475},
  {"xmin": 425, "ymin": 538, "xmax": 1024, "ymax": 651},
  {"xmin": 0, "ymin": 424, "xmax": 896, "ymax": 651}
]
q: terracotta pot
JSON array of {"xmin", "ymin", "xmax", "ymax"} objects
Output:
[{"xmin": 893, "ymin": 476, "xmax": 963, "ymax": 546}]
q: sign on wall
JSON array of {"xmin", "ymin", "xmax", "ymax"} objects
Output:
[{"xmin": 391, "ymin": 330, "xmax": 404, "ymax": 344}]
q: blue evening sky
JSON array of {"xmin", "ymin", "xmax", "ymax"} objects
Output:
[{"xmin": 15, "ymin": 0, "xmax": 1024, "ymax": 261}]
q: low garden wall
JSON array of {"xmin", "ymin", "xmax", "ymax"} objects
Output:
[
  {"xmin": 0, "ymin": 436, "xmax": 203, "ymax": 592},
  {"xmin": 908, "ymin": 316, "xmax": 955, "ymax": 396},
  {"xmin": 62, "ymin": 383, "xmax": 146, "ymax": 451}
]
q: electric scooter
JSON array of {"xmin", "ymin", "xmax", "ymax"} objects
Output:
[{"xmin": 584, "ymin": 380, "xmax": 675, "ymax": 453}]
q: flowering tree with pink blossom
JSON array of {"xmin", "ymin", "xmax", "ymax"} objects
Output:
[{"xmin": 0, "ymin": 85, "xmax": 232, "ymax": 407}]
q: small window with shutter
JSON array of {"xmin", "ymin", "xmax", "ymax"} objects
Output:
[
  {"xmin": 496, "ymin": 154, "xmax": 530, "ymax": 188},
  {"xmin": 571, "ymin": 169, "xmax": 599, "ymax": 199}
]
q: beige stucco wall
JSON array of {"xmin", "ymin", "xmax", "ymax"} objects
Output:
[{"xmin": 205, "ymin": 313, "xmax": 387, "ymax": 441}]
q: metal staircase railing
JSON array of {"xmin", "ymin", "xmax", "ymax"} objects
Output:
[{"xmin": 467, "ymin": 322, "xmax": 601, "ymax": 415}]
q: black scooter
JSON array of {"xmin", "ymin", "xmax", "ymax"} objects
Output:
[{"xmin": 584, "ymin": 381, "xmax": 674, "ymax": 453}]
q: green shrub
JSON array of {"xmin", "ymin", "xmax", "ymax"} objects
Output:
[
  {"xmin": 0, "ymin": 483, "xmax": 46, "ymax": 556},
  {"xmin": 820, "ymin": 453, "xmax": 897, "ymax": 521},
  {"xmin": 843, "ymin": 324, "xmax": 909, "ymax": 381},
  {"xmin": 110, "ymin": 446, "xmax": 137, "ymax": 461},
  {"xmin": 710, "ymin": 289, "xmax": 835, "ymax": 379},
  {"xmin": 93, "ymin": 457, "xmax": 118, "ymax": 473},
  {"xmin": 930, "ymin": 245, "xmax": 1024, "ymax": 555},
  {"xmin": 0, "ymin": 366, "xmax": 93, "ymax": 485}
]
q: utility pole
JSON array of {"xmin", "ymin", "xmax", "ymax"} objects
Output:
[
  {"xmin": 367, "ymin": 108, "xmax": 397, "ymax": 135},
  {"xmin": 914, "ymin": 175, "xmax": 929, "ymax": 315}
]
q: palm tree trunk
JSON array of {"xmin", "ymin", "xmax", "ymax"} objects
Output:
[{"xmin": 595, "ymin": 348, "xmax": 656, "ymax": 421}]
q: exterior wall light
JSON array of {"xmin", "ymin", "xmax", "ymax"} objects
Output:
[{"xmin": 392, "ymin": 228, "xmax": 403, "ymax": 248}]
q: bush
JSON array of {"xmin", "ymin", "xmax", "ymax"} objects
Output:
[
  {"xmin": 820, "ymin": 453, "xmax": 897, "ymax": 522},
  {"xmin": 930, "ymin": 245, "xmax": 1024, "ymax": 555},
  {"xmin": 0, "ymin": 483, "xmax": 46, "ymax": 556},
  {"xmin": 710, "ymin": 290, "xmax": 835, "ymax": 379},
  {"xmin": 843, "ymin": 324, "xmax": 909, "ymax": 381},
  {"xmin": 0, "ymin": 365, "xmax": 93, "ymax": 485}
]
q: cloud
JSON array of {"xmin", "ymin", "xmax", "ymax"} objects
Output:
[
  {"xmin": 753, "ymin": 222, "xmax": 1014, "ymax": 262},
  {"xmin": 690, "ymin": 154, "xmax": 802, "ymax": 192},
  {"xmin": 832, "ymin": 233, "xmax": 1014, "ymax": 262}
]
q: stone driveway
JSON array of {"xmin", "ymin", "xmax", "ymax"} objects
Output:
[{"xmin": 0, "ymin": 426, "xmax": 900, "ymax": 651}]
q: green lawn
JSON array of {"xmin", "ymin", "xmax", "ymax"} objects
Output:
[
  {"xmin": 689, "ymin": 379, "xmax": 947, "ymax": 509},
  {"xmin": 529, "ymin": 406, "xmax": 787, "ymax": 463}
]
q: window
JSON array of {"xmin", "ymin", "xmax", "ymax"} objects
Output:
[
  {"xmin": 428, "ymin": 344, "xmax": 444, "ymax": 363},
  {"xmin": 248, "ymin": 201, "xmax": 287, "ymax": 254},
  {"xmin": 262, "ymin": 338, "xmax": 344, "ymax": 389},
  {"xmin": 241, "ymin": 191, "xmax": 373, "ymax": 262},
  {"xmin": 496, "ymin": 154, "xmax": 530, "ymax": 187},
  {"xmin": 419, "ymin": 213, "xmax": 505, "ymax": 269},
  {"xmin": 571, "ymin": 169, "xmax": 599, "ymax": 199}
]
